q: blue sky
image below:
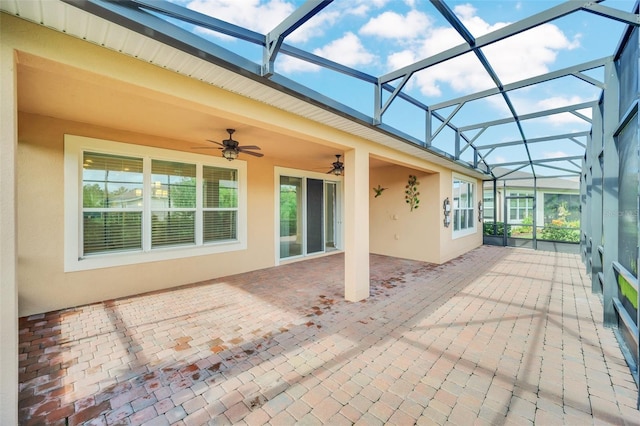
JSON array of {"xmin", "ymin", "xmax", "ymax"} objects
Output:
[{"xmin": 165, "ymin": 0, "xmax": 636, "ymax": 174}]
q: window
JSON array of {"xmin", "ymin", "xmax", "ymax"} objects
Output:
[
  {"xmin": 65, "ymin": 135, "xmax": 247, "ymax": 271},
  {"xmin": 453, "ymin": 176, "xmax": 476, "ymax": 236},
  {"xmin": 82, "ymin": 152, "xmax": 144, "ymax": 254},
  {"xmin": 203, "ymin": 166, "xmax": 238, "ymax": 242},
  {"xmin": 151, "ymin": 160, "xmax": 197, "ymax": 248},
  {"xmin": 483, "ymin": 191, "xmax": 494, "ymax": 221},
  {"xmin": 508, "ymin": 192, "xmax": 533, "ymax": 223}
]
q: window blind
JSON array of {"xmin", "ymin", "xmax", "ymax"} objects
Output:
[
  {"xmin": 151, "ymin": 160, "xmax": 196, "ymax": 208},
  {"xmin": 82, "ymin": 152, "xmax": 143, "ymax": 254},
  {"xmin": 80, "ymin": 152, "xmax": 239, "ymax": 255},
  {"xmin": 203, "ymin": 166, "xmax": 238, "ymax": 242},
  {"xmin": 203, "ymin": 211, "xmax": 237, "ymax": 242},
  {"xmin": 151, "ymin": 211, "xmax": 196, "ymax": 247},
  {"xmin": 151, "ymin": 160, "xmax": 196, "ymax": 247},
  {"xmin": 84, "ymin": 212, "xmax": 142, "ymax": 254},
  {"xmin": 203, "ymin": 167, "xmax": 238, "ymax": 208}
]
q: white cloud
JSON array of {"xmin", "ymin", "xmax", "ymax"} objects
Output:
[
  {"xmin": 279, "ymin": 32, "xmax": 376, "ymax": 74},
  {"xmin": 277, "ymin": 55, "xmax": 322, "ymax": 74},
  {"xmin": 482, "ymin": 25, "xmax": 580, "ymax": 85},
  {"xmin": 387, "ymin": 49, "xmax": 418, "ymax": 69},
  {"xmin": 186, "ymin": 0, "xmax": 583, "ymax": 120},
  {"xmin": 413, "ymin": 54, "xmax": 491, "ymax": 97},
  {"xmin": 186, "ymin": 0, "xmax": 340, "ymax": 43},
  {"xmin": 360, "ymin": 10, "xmax": 432, "ymax": 40},
  {"xmin": 543, "ymin": 151, "xmax": 570, "ymax": 159},
  {"xmin": 339, "ymin": 0, "xmax": 391, "ymax": 17},
  {"xmin": 187, "ymin": 0, "xmax": 295, "ymax": 34},
  {"xmin": 531, "ymin": 96, "xmax": 592, "ymax": 125},
  {"xmin": 313, "ymin": 32, "xmax": 376, "ymax": 67},
  {"xmin": 287, "ymin": 10, "xmax": 342, "ymax": 44},
  {"xmin": 382, "ymin": 3, "xmax": 581, "ymax": 98},
  {"xmin": 347, "ymin": 5, "xmax": 371, "ymax": 17},
  {"xmin": 536, "ymin": 96, "xmax": 588, "ymax": 111}
]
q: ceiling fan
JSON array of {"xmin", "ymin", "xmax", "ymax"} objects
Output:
[
  {"xmin": 327, "ymin": 154, "xmax": 344, "ymax": 176},
  {"xmin": 193, "ymin": 129, "xmax": 263, "ymax": 161}
]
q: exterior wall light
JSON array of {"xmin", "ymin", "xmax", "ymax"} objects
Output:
[
  {"xmin": 478, "ymin": 201, "xmax": 483, "ymax": 222},
  {"xmin": 443, "ymin": 197, "xmax": 451, "ymax": 227}
]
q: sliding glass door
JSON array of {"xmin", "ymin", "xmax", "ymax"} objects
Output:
[
  {"xmin": 279, "ymin": 176, "xmax": 303, "ymax": 258},
  {"xmin": 279, "ymin": 174, "xmax": 340, "ymax": 260}
]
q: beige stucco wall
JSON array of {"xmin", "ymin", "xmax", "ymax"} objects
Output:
[
  {"xmin": 369, "ymin": 165, "xmax": 441, "ymax": 263},
  {"xmin": 369, "ymin": 164, "xmax": 483, "ymax": 264},
  {"xmin": 17, "ymin": 113, "xmax": 277, "ymax": 315},
  {"xmin": 439, "ymin": 170, "xmax": 484, "ymax": 263},
  {"xmin": 5, "ymin": 12, "xmax": 484, "ymax": 317}
]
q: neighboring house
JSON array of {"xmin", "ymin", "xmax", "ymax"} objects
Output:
[{"xmin": 483, "ymin": 168, "xmax": 580, "ymax": 227}]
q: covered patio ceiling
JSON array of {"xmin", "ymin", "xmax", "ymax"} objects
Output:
[{"xmin": 3, "ymin": 0, "xmax": 639, "ymax": 180}]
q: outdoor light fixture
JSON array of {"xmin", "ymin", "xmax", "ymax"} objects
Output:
[
  {"xmin": 478, "ymin": 201, "xmax": 483, "ymax": 222},
  {"xmin": 327, "ymin": 154, "xmax": 344, "ymax": 175},
  {"xmin": 222, "ymin": 147, "xmax": 238, "ymax": 161},
  {"xmin": 443, "ymin": 197, "xmax": 451, "ymax": 227},
  {"xmin": 197, "ymin": 129, "xmax": 263, "ymax": 160}
]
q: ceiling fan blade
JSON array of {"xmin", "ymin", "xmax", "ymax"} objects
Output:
[
  {"xmin": 206, "ymin": 140, "xmax": 225, "ymax": 147},
  {"xmin": 241, "ymin": 150, "xmax": 264, "ymax": 157},
  {"xmin": 191, "ymin": 146, "xmax": 221, "ymax": 150},
  {"xmin": 237, "ymin": 145, "xmax": 261, "ymax": 150}
]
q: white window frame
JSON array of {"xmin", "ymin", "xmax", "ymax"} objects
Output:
[
  {"xmin": 507, "ymin": 191, "xmax": 533, "ymax": 224},
  {"xmin": 274, "ymin": 166, "xmax": 343, "ymax": 265},
  {"xmin": 64, "ymin": 135, "xmax": 247, "ymax": 272},
  {"xmin": 482, "ymin": 190, "xmax": 495, "ymax": 221},
  {"xmin": 452, "ymin": 174, "xmax": 477, "ymax": 239}
]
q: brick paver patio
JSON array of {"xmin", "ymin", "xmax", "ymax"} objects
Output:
[{"xmin": 18, "ymin": 246, "xmax": 639, "ymax": 425}]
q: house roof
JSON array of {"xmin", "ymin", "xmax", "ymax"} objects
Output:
[
  {"xmin": 487, "ymin": 168, "xmax": 579, "ymax": 191},
  {"xmin": 3, "ymin": 0, "xmax": 639, "ymax": 180}
]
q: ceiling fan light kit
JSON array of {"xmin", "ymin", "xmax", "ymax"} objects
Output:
[
  {"xmin": 195, "ymin": 128, "xmax": 263, "ymax": 161},
  {"xmin": 196, "ymin": 131, "xmax": 343, "ymax": 177},
  {"xmin": 328, "ymin": 154, "xmax": 344, "ymax": 176},
  {"xmin": 222, "ymin": 147, "xmax": 238, "ymax": 161}
]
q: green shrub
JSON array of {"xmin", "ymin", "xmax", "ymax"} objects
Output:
[
  {"xmin": 512, "ymin": 216, "xmax": 533, "ymax": 235},
  {"xmin": 540, "ymin": 219, "xmax": 580, "ymax": 242},
  {"xmin": 483, "ymin": 222, "xmax": 511, "ymax": 237}
]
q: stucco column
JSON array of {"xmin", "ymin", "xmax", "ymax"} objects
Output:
[
  {"xmin": 344, "ymin": 148, "xmax": 370, "ymax": 301},
  {"xmin": 0, "ymin": 38, "xmax": 18, "ymax": 425}
]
